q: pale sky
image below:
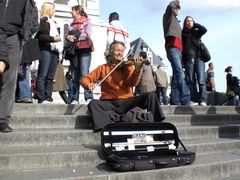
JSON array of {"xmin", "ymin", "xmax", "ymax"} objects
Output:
[{"xmin": 100, "ymin": 0, "xmax": 240, "ymax": 92}]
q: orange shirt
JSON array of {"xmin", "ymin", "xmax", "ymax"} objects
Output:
[{"xmin": 81, "ymin": 63, "xmax": 141, "ymax": 100}]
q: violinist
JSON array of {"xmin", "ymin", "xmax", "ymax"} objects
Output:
[{"xmin": 80, "ymin": 41, "xmax": 165, "ymax": 131}]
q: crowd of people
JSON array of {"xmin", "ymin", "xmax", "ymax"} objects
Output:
[{"xmin": 0, "ymin": 0, "xmax": 238, "ymax": 133}]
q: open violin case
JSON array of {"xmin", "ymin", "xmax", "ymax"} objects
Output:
[{"xmin": 101, "ymin": 122, "xmax": 196, "ymax": 171}]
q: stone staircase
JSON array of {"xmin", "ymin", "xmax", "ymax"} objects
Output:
[{"xmin": 0, "ymin": 104, "xmax": 240, "ymax": 180}]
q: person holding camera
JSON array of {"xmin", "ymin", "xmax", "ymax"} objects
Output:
[{"xmin": 135, "ymin": 52, "xmax": 156, "ymax": 96}]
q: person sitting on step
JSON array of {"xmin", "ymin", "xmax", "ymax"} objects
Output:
[{"xmin": 80, "ymin": 41, "xmax": 165, "ymax": 131}]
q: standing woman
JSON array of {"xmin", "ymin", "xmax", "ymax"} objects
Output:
[
  {"xmin": 36, "ymin": 2, "xmax": 61, "ymax": 103},
  {"xmin": 182, "ymin": 16, "xmax": 207, "ymax": 106},
  {"xmin": 66, "ymin": 5, "xmax": 93, "ymax": 104}
]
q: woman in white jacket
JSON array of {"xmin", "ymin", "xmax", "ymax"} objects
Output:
[{"xmin": 105, "ymin": 12, "xmax": 130, "ymax": 59}]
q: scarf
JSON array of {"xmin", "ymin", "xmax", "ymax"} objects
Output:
[{"xmin": 70, "ymin": 16, "xmax": 88, "ymax": 31}]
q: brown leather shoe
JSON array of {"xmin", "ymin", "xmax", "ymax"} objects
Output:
[{"xmin": 0, "ymin": 123, "xmax": 13, "ymax": 133}]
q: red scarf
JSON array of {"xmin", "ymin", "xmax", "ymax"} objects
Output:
[{"xmin": 70, "ymin": 16, "xmax": 88, "ymax": 31}]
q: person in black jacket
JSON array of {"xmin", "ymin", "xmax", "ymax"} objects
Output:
[
  {"xmin": 224, "ymin": 66, "xmax": 238, "ymax": 105},
  {"xmin": 182, "ymin": 16, "xmax": 207, "ymax": 106},
  {"xmin": 0, "ymin": 0, "xmax": 38, "ymax": 133},
  {"xmin": 35, "ymin": 2, "xmax": 61, "ymax": 104}
]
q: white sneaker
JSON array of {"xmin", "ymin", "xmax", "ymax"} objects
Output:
[
  {"xmin": 82, "ymin": 99, "xmax": 92, "ymax": 105},
  {"xmin": 189, "ymin": 101, "xmax": 198, "ymax": 106},
  {"xmin": 42, "ymin": 100, "xmax": 52, "ymax": 104},
  {"xmin": 200, "ymin": 102, "xmax": 207, "ymax": 106},
  {"xmin": 71, "ymin": 100, "xmax": 79, "ymax": 104}
]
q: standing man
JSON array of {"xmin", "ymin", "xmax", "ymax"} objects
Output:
[
  {"xmin": 104, "ymin": 12, "xmax": 130, "ymax": 60},
  {"xmin": 163, "ymin": 0, "xmax": 190, "ymax": 105},
  {"xmin": 0, "ymin": 0, "xmax": 38, "ymax": 133},
  {"xmin": 155, "ymin": 65, "xmax": 169, "ymax": 105}
]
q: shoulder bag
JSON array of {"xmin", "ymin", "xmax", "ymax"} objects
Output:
[{"xmin": 199, "ymin": 41, "xmax": 211, "ymax": 62}]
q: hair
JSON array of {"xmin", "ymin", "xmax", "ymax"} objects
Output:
[
  {"xmin": 40, "ymin": 2, "xmax": 55, "ymax": 18},
  {"xmin": 225, "ymin": 66, "xmax": 232, "ymax": 73},
  {"xmin": 109, "ymin": 12, "xmax": 119, "ymax": 22},
  {"xmin": 157, "ymin": 65, "xmax": 163, "ymax": 69},
  {"xmin": 109, "ymin": 41, "xmax": 125, "ymax": 52},
  {"xmin": 72, "ymin": 5, "xmax": 88, "ymax": 17},
  {"xmin": 183, "ymin": 16, "xmax": 195, "ymax": 29},
  {"xmin": 139, "ymin": 51, "xmax": 147, "ymax": 59},
  {"xmin": 208, "ymin": 62, "xmax": 213, "ymax": 67}
]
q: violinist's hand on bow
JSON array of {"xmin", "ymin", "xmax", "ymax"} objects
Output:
[
  {"xmin": 87, "ymin": 83, "xmax": 96, "ymax": 92},
  {"xmin": 134, "ymin": 56, "xmax": 144, "ymax": 71}
]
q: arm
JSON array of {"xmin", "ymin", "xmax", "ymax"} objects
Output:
[
  {"xmin": 163, "ymin": 0, "xmax": 180, "ymax": 37},
  {"xmin": 105, "ymin": 26, "xmax": 115, "ymax": 55},
  {"xmin": 79, "ymin": 20, "xmax": 92, "ymax": 40},
  {"xmin": 80, "ymin": 66, "xmax": 102, "ymax": 91},
  {"xmin": 0, "ymin": 26, "xmax": 9, "ymax": 73},
  {"xmin": 36, "ymin": 18, "xmax": 59, "ymax": 43},
  {"xmin": 193, "ymin": 23, "xmax": 207, "ymax": 39},
  {"xmin": 124, "ymin": 56, "xmax": 143, "ymax": 87}
]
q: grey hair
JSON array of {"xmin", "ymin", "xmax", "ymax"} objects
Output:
[{"xmin": 109, "ymin": 41, "xmax": 125, "ymax": 52}]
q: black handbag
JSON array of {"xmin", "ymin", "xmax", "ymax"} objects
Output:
[
  {"xmin": 199, "ymin": 41, "xmax": 211, "ymax": 62},
  {"xmin": 101, "ymin": 122, "xmax": 196, "ymax": 171}
]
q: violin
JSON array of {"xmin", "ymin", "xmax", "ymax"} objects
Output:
[
  {"xmin": 95, "ymin": 50, "xmax": 150, "ymax": 88},
  {"xmin": 122, "ymin": 51, "xmax": 150, "ymax": 66},
  {"xmin": 122, "ymin": 58, "xmax": 151, "ymax": 66}
]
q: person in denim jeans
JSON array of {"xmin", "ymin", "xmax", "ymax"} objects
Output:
[
  {"xmin": 66, "ymin": 5, "xmax": 93, "ymax": 104},
  {"xmin": 163, "ymin": 0, "xmax": 190, "ymax": 105},
  {"xmin": 182, "ymin": 16, "xmax": 207, "ymax": 106},
  {"xmin": 16, "ymin": 64, "xmax": 33, "ymax": 103},
  {"xmin": 36, "ymin": 2, "xmax": 61, "ymax": 103}
]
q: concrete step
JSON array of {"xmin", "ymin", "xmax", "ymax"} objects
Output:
[
  {"xmin": 0, "ymin": 151, "xmax": 239, "ymax": 180},
  {"xmin": 214, "ymin": 173, "xmax": 240, "ymax": 180},
  {"xmin": 0, "ymin": 126, "xmax": 231, "ymax": 147},
  {"xmin": 12, "ymin": 104, "xmax": 240, "ymax": 115},
  {"xmin": 6, "ymin": 103, "xmax": 240, "ymax": 180},
  {"xmin": 10, "ymin": 115, "xmax": 92, "ymax": 129},
  {"xmin": 0, "ymin": 145, "xmax": 102, "ymax": 171},
  {"xmin": 163, "ymin": 105, "xmax": 240, "ymax": 115},
  {"xmin": 0, "ymin": 138, "xmax": 239, "ymax": 171},
  {"xmin": 10, "ymin": 113, "xmax": 240, "ymax": 129}
]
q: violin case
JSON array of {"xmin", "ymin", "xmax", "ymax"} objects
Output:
[{"xmin": 101, "ymin": 122, "xmax": 196, "ymax": 171}]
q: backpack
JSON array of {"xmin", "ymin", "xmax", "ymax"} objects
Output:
[{"xmin": 232, "ymin": 76, "xmax": 240, "ymax": 95}]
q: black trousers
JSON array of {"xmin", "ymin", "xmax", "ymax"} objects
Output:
[{"xmin": 88, "ymin": 92, "xmax": 165, "ymax": 131}]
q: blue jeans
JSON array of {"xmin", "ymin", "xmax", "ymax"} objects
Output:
[
  {"xmin": 70, "ymin": 52, "xmax": 93, "ymax": 102},
  {"xmin": 156, "ymin": 87, "xmax": 168, "ymax": 105},
  {"xmin": 184, "ymin": 59, "xmax": 207, "ymax": 103},
  {"xmin": 0, "ymin": 34, "xmax": 21, "ymax": 124},
  {"xmin": 166, "ymin": 48, "xmax": 190, "ymax": 105},
  {"xmin": 16, "ymin": 65, "xmax": 32, "ymax": 100},
  {"xmin": 36, "ymin": 50, "xmax": 58, "ymax": 101}
]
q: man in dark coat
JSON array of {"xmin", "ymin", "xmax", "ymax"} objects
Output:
[{"xmin": 0, "ymin": 0, "xmax": 38, "ymax": 133}]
